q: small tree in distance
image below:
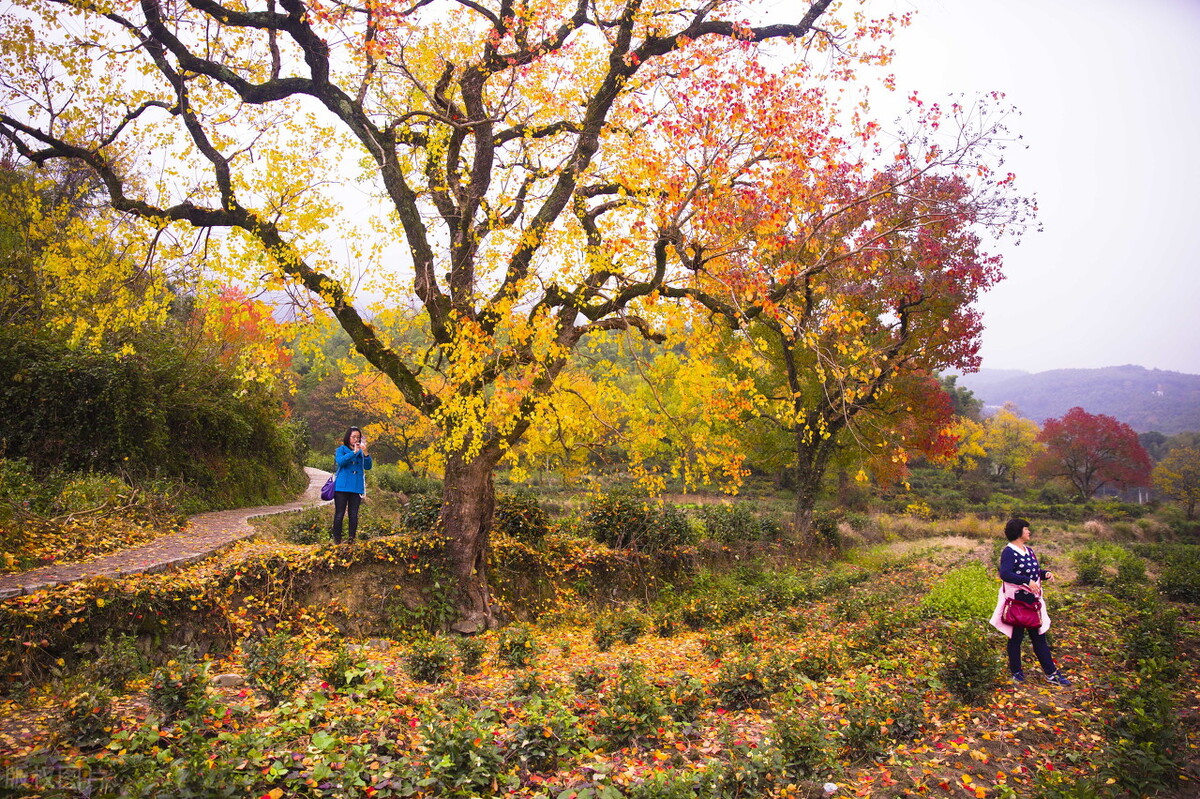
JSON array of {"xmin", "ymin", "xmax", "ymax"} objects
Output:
[
  {"xmin": 1153, "ymin": 447, "xmax": 1200, "ymax": 520},
  {"xmin": 1033, "ymin": 407, "xmax": 1151, "ymax": 501}
]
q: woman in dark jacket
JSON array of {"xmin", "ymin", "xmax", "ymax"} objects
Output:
[
  {"xmin": 991, "ymin": 517, "xmax": 1071, "ymax": 686},
  {"xmin": 331, "ymin": 426, "xmax": 372, "ymax": 544}
]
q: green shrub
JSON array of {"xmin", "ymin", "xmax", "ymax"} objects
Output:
[
  {"xmin": 614, "ymin": 608, "xmax": 648, "ymax": 645},
  {"xmin": 59, "ymin": 679, "xmax": 114, "ymax": 748},
  {"xmin": 1157, "ymin": 550, "xmax": 1200, "ymax": 603},
  {"xmin": 418, "ymin": 704, "xmax": 506, "ymax": 796},
  {"xmin": 653, "ymin": 611, "xmax": 679, "ymax": 638},
  {"xmin": 404, "ymin": 636, "xmax": 455, "ymax": 683},
  {"xmin": 920, "ymin": 561, "xmax": 997, "ymax": 621},
  {"xmin": 79, "ymin": 632, "xmax": 146, "ymax": 691},
  {"xmin": 699, "ymin": 728, "xmax": 776, "ymax": 798},
  {"xmin": 1031, "ymin": 770, "xmax": 1104, "ymax": 798},
  {"xmin": 148, "ymin": 653, "xmax": 210, "ymax": 721},
  {"xmin": 700, "ymin": 504, "xmax": 763, "ymax": 543},
  {"xmin": 372, "ymin": 464, "xmax": 442, "ymax": 495},
  {"xmin": 1073, "ymin": 549, "xmax": 1105, "ymax": 586},
  {"xmin": 768, "ymin": 703, "xmax": 833, "ymax": 780},
  {"xmin": 810, "ymin": 510, "xmax": 844, "ymax": 548},
  {"xmin": 0, "ymin": 326, "xmax": 307, "ymax": 514},
  {"xmin": 595, "ymin": 660, "xmax": 667, "ymax": 748},
  {"xmin": 1122, "ymin": 601, "xmax": 1179, "ymax": 670},
  {"xmin": 1104, "ymin": 676, "xmax": 1180, "ymax": 795},
  {"xmin": 794, "ymin": 646, "xmax": 844, "ymax": 682},
  {"xmin": 508, "ymin": 694, "xmax": 584, "ymax": 771},
  {"xmin": 454, "ymin": 637, "xmax": 485, "ymax": 675},
  {"xmin": 659, "ymin": 671, "xmax": 704, "ymax": 725},
  {"xmin": 494, "ymin": 489, "xmax": 551, "ymax": 544},
  {"xmin": 243, "ymin": 633, "xmax": 310, "ymax": 707},
  {"xmin": 1071, "ymin": 543, "xmax": 1146, "ymax": 595},
  {"xmin": 712, "ymin": 655, "xmax": 769, "ymax": 710},
  {"xmin": 571, "ymin": 665, "xmax": 606, "ymax": 694},
  {"xmin": 386, "ymin": 568, "xmax": 457, "ymax": 638},
  {"xmin": 320, "ymin": 642, "xmax": 371, "ymax": 690},
  {"xmin": 625, "ymin": 771, "xmax": 704, "ymax": 799},
  {"xmin": 584, "ymin": 491, "xmax": 691, "ymax": 552},
  {"xmin": 53, "ymin": 473, "xmax": 129, "ymax": 516},
  {"xmin": 937, "ymin": 620, "xmax": 1000, "ymax": 703},
  {"xmin": 402, "ymin": 492, "xmax": 443, "ymax": 533},
  {"xmin": 496, "ymin": 623, "xmax": 539, "ymax": 669},
  {"xmin": 834, "ymin": 688, "xmax": 891, "ymax": 763},
  {"xmin": 281, "ymin": 506, "xmax": 330, "ymax": 545},
  {"xmin": 592, "ymin": 615, "xmax": 619, "ymax": 652}
]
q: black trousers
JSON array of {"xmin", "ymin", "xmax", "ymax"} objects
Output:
[
  {"xmin": 1007, "ymin": 624, "xmax": 1058, "ymax": 675},
  {"xmin": 331, "ymin": 491, "xmax": 362, "ymax": 543}
]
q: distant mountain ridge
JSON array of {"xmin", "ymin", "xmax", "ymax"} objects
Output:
[{"xmin": 955, "ymin": 365, "xmax": 1200, "ymax": 434}]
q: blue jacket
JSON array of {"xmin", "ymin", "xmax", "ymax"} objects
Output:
[
  {"xmin": 333, "ymin": 445, "xmax": 372, "ymax": 494},
  {"xmin": 999, "ymin": 543, "xmax": 1047, "ymax": 602}
]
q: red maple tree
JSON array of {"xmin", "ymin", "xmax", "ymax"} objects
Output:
[{"xmin": 1033, "ymin": 407, "xmax": 1151, "ymax": 500}]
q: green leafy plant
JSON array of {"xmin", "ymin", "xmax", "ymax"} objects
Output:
[
  {"xmin": 404, "ymin": 636, "xmax": 455, "ymax": 684},
  {"xmin": 281, "ymin": 506, "xmax": 330, "ymax": 545},
  {"xmin": 937, "ymin": 620, "xmax": 1000, "ymax": 704},
  {"xmin": 571, "ymin": 664, "xmax": 606, "ymax": 694},
  {"xmin": 79, "ymin": 632, "xmax": 146, "ymax": 691},
  {"xmin": 595, "ymin": 660, "xmax": 667, "ymax": 748},
  {"xmin": 920, "ymin": 561, "xmax": 996, "ymax": 620},
  {"xmin": 494, "ymin": 489, "xmax": 551, "ymax": 544},
  {"xmin": 147, "ymin": 652, "xmax": 210, "ymax": 721},
  {"xmin": 508, "ymin": 694, "xmax": 585, "ymax": 771},
  {"xmin": 584, "ymin": 491, "xmax": 691, "ymax": 553},
  {"xmin": 614, "ymin": 608, "xmax": 647, "ymax": 645},
  {"xmin": 58, "ymin": 679, "xmax": 114, "ymax": 748},
  {"xmin": 1103, "ymin": 674, "xmax": 1180, "ymax": 796},
  {"xmin": 711, "ymin": 655, "xmax": 769, "ymax": 711},
  {"xmin": 320, "ymin": 641, "xmax": 372, "ymax": 690},
  {"xmin": 592, "ymin": 616, "xmax": 619, "ymax": 652},
  {"xmin": 768, "ymin": 697, "xmax": 833, "ymax": 780},
  {"xmin": 496, "ymin": 623, "xmax": 539, "ymax": 669},
  {"xmin": 454, "ymin": 636, "xmax": 486, "ymax": 675},
  {"xmin": 243, "ymin": 633, "xmax": 310, "ymax": 707},
  {"xmin": 417, "ymin": 704, "xmax": 506, "ymax": 796},
  {"xmin": 659, "ymin": 671, "xmax": 704, "ymax": 725},
  {"xmin": 1156, "ymin": 548, "xmax": 1200, "ymax": 603},
  {"xmin": 511, "ymin": 669, "xmax": 544, "ymax": 697},
  {"xmin": 401, "ymin": 492, "xmax": 443, "ymax": 533}
]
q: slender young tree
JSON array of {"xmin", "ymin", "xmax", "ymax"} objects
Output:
[{"xmin": 659, "ymin": 103, "xmax": 1032, "ymax": 525}]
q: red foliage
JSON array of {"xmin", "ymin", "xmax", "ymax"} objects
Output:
[{"xmin": 1032, "ymin": 407, "xmax": 1151, "ymax": 499}]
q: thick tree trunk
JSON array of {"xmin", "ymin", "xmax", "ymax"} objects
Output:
[
  {"xmin": 792, "ymin": 437, "xmax": 831, "ymax": 540},
  {"xmin": 792, "ymin": 464, "xmax": 821, "ymax": 536},
  {"xmin": 441, "ymin": 452, "xmax": 499, "ymax": 634}
]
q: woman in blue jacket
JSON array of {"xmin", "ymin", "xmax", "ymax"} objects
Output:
[{"xmin": 331, "ymin": 426, "xmax": 372, "ymax": 544}]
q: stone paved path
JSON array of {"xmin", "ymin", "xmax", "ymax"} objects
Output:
[{"xmin": 0, "ymin": 468, "xmax": 331, "ymax": 600}]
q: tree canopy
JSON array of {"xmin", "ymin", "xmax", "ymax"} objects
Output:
[
  {"xmin": 1033, "ymin": 407, "xmax": 1152, "ymax": 501},
  {"xmin": 0, "ymin": 0, "xmax": 1030, "ymax": 627}
]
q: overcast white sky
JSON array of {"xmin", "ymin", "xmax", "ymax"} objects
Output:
[{"xmin": 871, "ymin": 0, "xmax": 1200, "ymax": 375}]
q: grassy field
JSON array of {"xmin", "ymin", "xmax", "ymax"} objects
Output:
[{"xmin": 1, "ymin": 529, "xmax": 1197, "ymax": 798}]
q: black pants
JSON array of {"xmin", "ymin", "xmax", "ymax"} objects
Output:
[
  {"xmin": 1007, "ymin": 625, "xmax": 1057, "ymax": 675},
  {"xmin": 331, "ymin": 491, "xmax": 362, "ymax": 543}
]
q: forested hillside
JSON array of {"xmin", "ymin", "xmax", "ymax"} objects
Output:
[{"xmin": 958, "ymin": 365, "xmax": 1200, "ymax": 433}]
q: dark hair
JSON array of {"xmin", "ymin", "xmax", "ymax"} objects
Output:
[
  {"xmin": 1004, "ymin": 518, "xmax": 1031, "ymax": 541},
  {"xmin": 342, "ymin": 426, "xmax": 361, "ymax": 448}
]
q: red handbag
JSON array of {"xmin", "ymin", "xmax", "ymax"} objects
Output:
[{"xmin": 1002, "ymin": 597, "xmax": 1042, "ymax": 629}]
